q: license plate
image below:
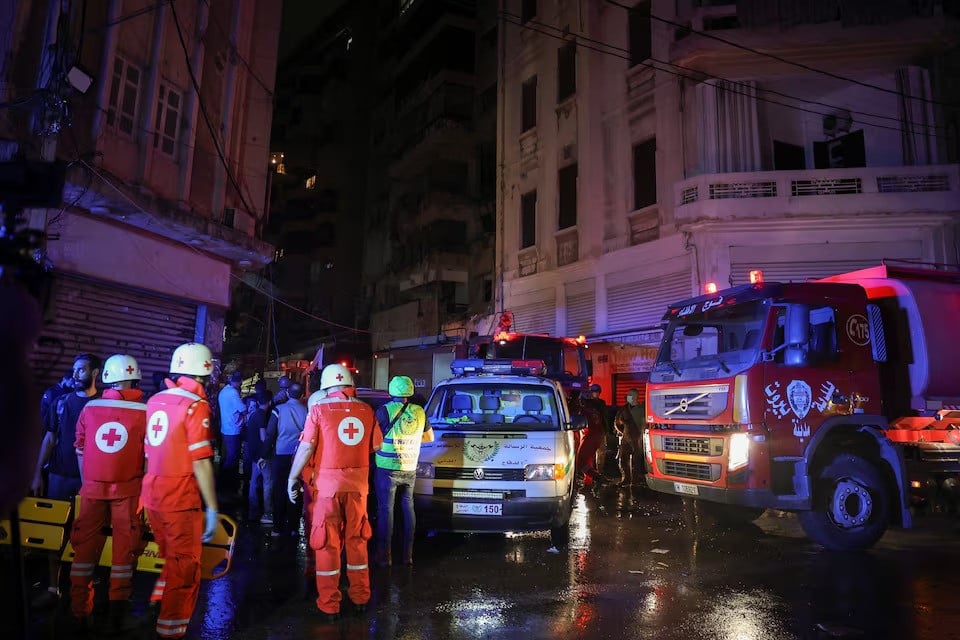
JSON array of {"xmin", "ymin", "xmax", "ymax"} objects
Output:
[
  {"xmin": 674, "ymin": 482, "xmax": 700, "ymax": 496},
  {"xmin": 453, "ymin": 502, "xmax": 502, "ymax": 516}
]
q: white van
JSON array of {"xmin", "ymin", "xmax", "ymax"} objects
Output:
[{"xmin": 413, "ymin": 359, "xmax": 585, "ymax": 547}]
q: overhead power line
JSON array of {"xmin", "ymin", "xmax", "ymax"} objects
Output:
[
  {"xmin": 603, "ymin": 0, "xmax": 959, "ymax": 109},
  {"xmin": 504, "ymin": 11, "xmax": 947, "ymax": 137},
  {"xmin": 77, "ymin": 158, "xmax": 371, "ymax": 335},
  {"xmin": 168, "ymin": 0, "xmax": 258, "ymax": 219},
  {"xmin": 499, "ymin": 13, "xmax": 951, "ymax": 141},
  {"xmin": 198, "ymin": 0, "xmax": 275, "ymax": 98}
]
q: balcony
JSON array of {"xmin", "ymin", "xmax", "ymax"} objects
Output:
[
  {"xmin": 673, "ymin": 164, "xmax": 960, "ymax": 225},
  {"xmin": 396, "ymin": 251, "xmax": 470, "ymax": 293},
  {"xmin": 669, "ymin": 2, "xmax": 958, "ymax": 74}
]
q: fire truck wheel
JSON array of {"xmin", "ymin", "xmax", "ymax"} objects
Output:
[{"xmin": 798, "ymin": 454, "xmax": 890, "ymax": 551}]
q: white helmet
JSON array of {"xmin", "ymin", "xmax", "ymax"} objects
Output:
[
  {"xmin": 170, "ymin": 342, "xmax": 214, "ymax": 377},
  {"xmin": 320, "ymin": 363, "xmax": 353, "ymax": 390},
  {"xmin": 102, "ymin": 354, "xmax": 141, "ymax": 384}
]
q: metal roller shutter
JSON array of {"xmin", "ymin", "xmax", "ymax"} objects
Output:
[
  {"xmin": 31, "ymin": 276, "xmax": 198, "ymax": 391},
  {"xmin": 512, "ymin": 297, "xmax": 557, "ymax": 335},
  {"xmin": 606, "ymin": 271, "xmax": 692, "ymax": 331},
  {"xmin": 565, "ymin": 279, "xmax": 596, "ymax": 335},
  {"xmin": 613, "ymin": 372, "xmax": 649, "ymax": 408},
  {"xmin": 729, "ymin": 241, "xmax": 923, "ymax": 285}
]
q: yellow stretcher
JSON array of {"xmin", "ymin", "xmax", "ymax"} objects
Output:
[{"xmin": 0, "ymin": 497, "xmax": 237, "ymax": 580}]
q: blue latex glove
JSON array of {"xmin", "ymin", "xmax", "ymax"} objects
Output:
[{"xmin": 203, "ymin": 508, "xmax": 218, "ymax": 542}]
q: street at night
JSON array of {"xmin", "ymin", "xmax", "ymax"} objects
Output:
[{"xmin": 9, "ymin": 486, "xmax": 960, "ymax": 640}]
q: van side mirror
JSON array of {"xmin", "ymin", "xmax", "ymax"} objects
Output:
[
  {"xmin": 586, "ymin": 360, "xmax": 594, "ymax": 377},
  {"xmin": 784, "ymin": 304, "xmax": 810, "ymax": 366}
]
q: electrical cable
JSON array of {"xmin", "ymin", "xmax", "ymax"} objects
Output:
[
  {"xmin": 198, "ymin": 0, "xmax": 275, "ymax": 98},
  {"xmin": 168, "ymin": 0, "xmax": 259, "ymax": 219},
  {"xmin": 504, "ymin": 11, "xmax": 948, "ymax": 136},
  {"xmin": 499, "ymin": 13, "xmax": 952, "ymax": 141},
  {"xmin": 76, "ymin": 158, "xmax": 371, "ymax": 334},
  {"xmin": 603, "ymin": 0, "xmax": 959, "ymax": 109}
]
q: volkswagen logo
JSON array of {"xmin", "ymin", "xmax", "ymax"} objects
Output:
[
  {"xmin": 678, "ymin": 398, "xmax": 689, "ymax": 412},
  {"xmin": 474, "ymin": 468, "xmax": 485, "ymax": 480}
]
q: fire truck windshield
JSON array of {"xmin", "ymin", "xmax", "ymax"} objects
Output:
[
  {"xmin": 491, "ymin": 335, "xmax": 586, "ymax": 379},
  {"xmin": 651, "ymin": 300, "xmax": 768, "ymax": 382}
]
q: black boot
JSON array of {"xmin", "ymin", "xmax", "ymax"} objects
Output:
[{"xmin": 106, "ymin": 600, "xmax": 135, "ymax": 635}]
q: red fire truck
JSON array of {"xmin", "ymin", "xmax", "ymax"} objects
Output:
[
  {"xmin": 643, "ymin": 262, "xmax": 960, "ymax": 550},
  {"xmin": 460, "ymin": 311, "xmax": 592, "ymax": 402}
]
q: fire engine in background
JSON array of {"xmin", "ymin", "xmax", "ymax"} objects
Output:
[
  {"xmin": 643, "ymin": 262, "xmax": 960, "ymax": 550},
  {"xmin": 462, "ymin": 311, "xmax": 591, "ymax": 402}
]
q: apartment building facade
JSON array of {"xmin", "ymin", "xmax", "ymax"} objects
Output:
[
  {"xmin": 362, "ymin": 0, "xmax": 499, "ymax": 391},
  {"xmin": 498, "ymin": 0, "xmax": 960, "ymax": 403},
  {"xmin": 2, "ymin": 0, "xmax": 280, "ymax": 387}
]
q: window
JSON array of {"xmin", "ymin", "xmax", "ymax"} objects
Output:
[
  {"xmin": 153, "ymin": 83, "xmax": 182, "ymax": 156},
  {"xmin": 813, "ymin": 130, "xmax": 866, "ymax": 169},
  {"xmin": 633, "ymin": 138, "xmax": 657, "ymax": 209},
  {"xmin": 521, "ymin": 76, "xmax": 538, "ymax": 132},
  {"xmin": 629, "ymin": 2, "xmax": 652, "ymax": 67},
  {"xmin": 558, "ymin": 164, "xmax": 578, "ymax": 230},
  {"xmin": 557, "ymin": 42, "xmax": 576, "ymax": 102},
  {"xmin": 774, "ymin": 141, "xmax": 806, "ymax": 170},
  {"xmin": 107, "ymin": 56, "xmax": 142, "ymax": 136},
  {"xmin": 520, "ymin": 190, "xmax": 537, "ymax": 249},
  {"xmin": 521, "ymin": 0, "xmax": 537, "ymax": 23}
]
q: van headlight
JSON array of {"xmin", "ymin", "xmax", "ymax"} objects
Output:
[
  {"xmin": 728, "ymin": 433, "xmax": 750, "ymax": 471},
  {"xmin": 416, "ymin": 462, "xmax": 435, "ymax": 479},
  {"xmin": 525, "ymin": 463, "xmax": 564, "ymax": 481}
]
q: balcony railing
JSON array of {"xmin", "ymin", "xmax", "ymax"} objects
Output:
[{"xmin": 674, "ymin": 164, "xmax": 960, "ymax": 223}]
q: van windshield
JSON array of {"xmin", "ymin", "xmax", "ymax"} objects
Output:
[{"xmin": 426, "ymin": 383, "xmax": 561, "ymax": 431}]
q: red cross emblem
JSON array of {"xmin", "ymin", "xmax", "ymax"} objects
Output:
[
  {"xmin": 204, "ymin": 361, "xmax": 212, "ymax": 370},
  {"xmin": 101, "ymin": 427, "xmax": 122, "ymax": 447},
  {"xmin": 95, "ymin": 422, "xmax": 128, "ymax": 453},
  {"xmin": 178, "ymin": 358, "xmax": 185, "ymax": 367},
  {"xmin": 337, "ymin": 417, "xmax": 364, "ymax": 445},
  {"xmin": 126, "ymin": 365, "xmax": 135, "ymax": 374},
  {"xmin": 336, "ymin": 373, "xmax": 344, "ymax": 381},
  {"xmin": 152, "ymin": 417, "xmax": 164, "ymax": 437}
]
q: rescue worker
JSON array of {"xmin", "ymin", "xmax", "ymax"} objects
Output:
[
  {"xmin": 29, "ymin": 353, "xmax": 102, "ymax": 610},
  {"xmin": 69, "ymin": 354, "xmax": 148, "ymax": 632},
  {"xmin": 287, "ymin": 363, "xmax": 382, "ymax": 622},
  {"xmin": 142, "ymin": 343, "xmax": 220, "ymax": 640},
  {"xmin": 373, "ymin": 375, "xmax": 434, "ymax": 567},
  {"xmin": 589, "ymin": 383, "xmax": 613, "ymax": 476},
  {"xmin": 613, "ymin": 388, "xmax": 646, "ymax": 487},
  {"xmin": 574, "ymin": 384, "xmax": 608, "ymax": 487}
]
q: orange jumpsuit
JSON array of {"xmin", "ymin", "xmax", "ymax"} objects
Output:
[
  {"xmin": 141, "ymin": 378, "xmax": 215, "ymax": 639},
  {"xmin": 69, "ymin": 388, "xmax": 147, "ymax": 619},
  {"xmin": 301, "ymin": 389, "xmax": 382, "ymax": 614}
]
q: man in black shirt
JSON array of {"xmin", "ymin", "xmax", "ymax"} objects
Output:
[
  {"xmin": 29, "ymin": 353, "xmax": 102, "ymax": 609},
  {"xmin": 243, "ymin": 395, "xmax": 272, "ymax": 524}
]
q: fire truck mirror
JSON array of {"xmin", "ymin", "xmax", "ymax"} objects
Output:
[{"xmin": 784, "ymin": 303, "xmax": 810, "ymax": 367}]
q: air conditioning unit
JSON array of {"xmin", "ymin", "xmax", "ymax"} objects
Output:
[{"xmin": 822, "ymin": 110, "xmax": 853, "ymax": 138}]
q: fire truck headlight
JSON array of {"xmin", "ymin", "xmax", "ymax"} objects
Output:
[
  {"xmin": 644, "ymin": 429, "xmax": 653, "ymax": 464},
  {"xmin": 525, "ymin": 463, "xmax": 563, "ymax": 481},
  {"xmin": 416, "ymin": 462, "xmax": 435, "ymax": 479},
  {"xmin": 728, "ymin": 433, "xmax": 750, "ymax": 471}
]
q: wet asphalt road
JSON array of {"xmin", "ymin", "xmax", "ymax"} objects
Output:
[{"xmin": 9, "ymin": 483, "xmax": 960, "ymax": 640}]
